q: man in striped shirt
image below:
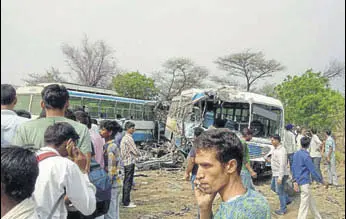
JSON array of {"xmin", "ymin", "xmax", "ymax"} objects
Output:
[{"xmin": 120, "ymin": 121, "xmax": 141, "ymax": 208}]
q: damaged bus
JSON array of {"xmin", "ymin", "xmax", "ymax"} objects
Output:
[{"xmin": 164, "ymin": 86, "xmax": 284, "ymax": 176}]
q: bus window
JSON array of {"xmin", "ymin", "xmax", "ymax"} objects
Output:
[
  {"xmin": 251, "ymin": 103, "xmax": 282, "ymax": 138},
  {"xmin": 82, "ymin": 98, "xmax": 100, "ymax": 118},
  {"xmin": 15, "ymin": 94, "xmax": 31, "ymax": 112},
  {"xmin": 116, "ymin": 102, "xmax": 130, "ymax": 119},
  {"xmin": 100, "ymin": 100, "xmax": 116, "ymax": 119},
  {"xmin": 69, "ymin": 96, "xmax": 82, "ymax": 110}
]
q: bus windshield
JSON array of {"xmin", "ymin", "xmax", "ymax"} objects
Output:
[{"xmin": 250, "ymin": 103, "xmax": 282, "ymax": 138}]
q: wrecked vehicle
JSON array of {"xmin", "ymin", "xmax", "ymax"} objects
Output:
[{"xmin": 163, "ymin": 86, "xmax": 285, "ymax": 176}]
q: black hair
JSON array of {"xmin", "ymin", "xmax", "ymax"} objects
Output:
[
  {"xmin": 100, "ymin": 120, "xmax": 122, "ymax": 138},
  {"xmin": 1, "ymin": 146, "xmax": 39, "ymax": 202},
  {"xmin": 1, "ymin": 84, "xmax": 16, "ymax": 105},
  {"xmin": 311, "ymin": 128, "xmax": 317, "ymax": 134},
  {"xmin": 65, "ymin": 108, "xmax": 76, "ymax": 121},
  {"xmin": 90, "ymin": 119, "xmax": 98, "ymax": 125},
  {"xmin": 325, "ymin": 130, "xmax": 332, "ymax": 136},
  {"xmin": 15, "ymin": 109, "xmax": 31, "ymax": 119},
  {"xmin": 194, "ymin": 128, "xmax": 243, "ymax": 175},
  {"xmin": 44, "ymin": 122, "xmax": 80, "ymax": 147},
  {"xmin": 194, "ymin": 127, "xmax": 204, "ymax": 137},
  {"xmin": 241, "ymin": 127, "xmax": 253, "ymax": 137},
  {"xmin": 124, "ymin": 121, "xmax": 135, "ymax": 130},
  {"xmin": 41, "ymin": 84, "xmax": 69, "ymax": 110},
  {"xmin": 271, "ymin": 134, "xmax": 281, "ymax": 142},
  {"xmin": 213, "ymin": 118, "xmax": 226, "ymax": 128},
  {"xmin": 300, "ymin": 136, "xmax": 311, "ymax": 148},
  {"xmin": 74, "ymin": 110, "xmax": 91, "ymax": 129}
]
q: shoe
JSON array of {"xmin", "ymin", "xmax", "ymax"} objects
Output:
[
  {"xmin": 123, "ymin": 202, "xmax": 137, "ymax": 208},
  {"xmin": 286, "ymin": 200, "xmax": 292, "ymax": 205},
  {"xmin": 274, "ymin": 209, "xmax": 286, "ymax": 215}
]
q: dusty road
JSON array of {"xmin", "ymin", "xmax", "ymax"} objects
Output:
[{"xmin": 120, "ymin": 164, "xmax": 345, "ymax": 219}]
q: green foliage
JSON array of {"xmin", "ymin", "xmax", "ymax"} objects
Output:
[
  {"xmin": 112, "ymin": 72, "xmax": 158, "ymax": 100},
  {"xmin": 275, "ymin": 70, "xmax": 345, "ymax": 130}
]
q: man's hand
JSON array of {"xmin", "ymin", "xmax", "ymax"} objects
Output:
[
  {"xmin": 250, "ymin": 170, "xmax": 257, "ymax": 178},
  {"xmin": 194, "ymin": 180, "xmax": 217, "ymax": 211},
  {"xmin": 277, "ymin": 178, "xmax": 282, "ymax": 185},
  {"xmin": 184, "ymin": 172, "xmax": 190, "ymax": 181},
  {"xmin": 326, "ymin": 157, "xmax": 331, "ymax": 163},
  {"xmin": 293, "ymin": 182, "xmax": 299, "ymax": 192}
]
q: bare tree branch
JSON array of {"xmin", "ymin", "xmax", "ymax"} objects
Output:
[
  {"xmin": 215, "ymin": 50, "xmax": 285, "ymax": 91},
  {"xmin": 323, "ymin": 59, "xmax": 345, "ymax": 79}
]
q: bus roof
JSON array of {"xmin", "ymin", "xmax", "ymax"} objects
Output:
[
  {"xmin": 16, "ymin": 83, "xmax": 157, "ymax": 105},
  {"xmin": 173, "ymin": 87, "xmax": 283, "ymax": 108}
]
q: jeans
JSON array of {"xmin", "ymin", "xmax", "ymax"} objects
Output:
[
  {"xmin": 105, "ymin": 183, "xmax": 121, "ymax": 219},
  {"xmin": 190, "ymin": 174, "xmax": 200, "ymax": 219},
  {"xmin": 288, "ymin": 153, "xmax": 294, "ymax": 174},
  {"xmin": 122, "ymin": 164, "xmax": 135, "ymax": 206},
  {"xmin": 271, "ymin": 175, "xmax": 290, "ymax": 212},
  {"xmin": 311, "ymin": 157, "xmax": 322, "ymax": 182}
]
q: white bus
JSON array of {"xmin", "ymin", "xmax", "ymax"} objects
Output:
[
  {"xmin": 164, "ymin": 86, "xmax": 284, "ymax": 176},
  {"xmin": 15, "ymin": 82, "xmax": 158, "ymax": 143}
]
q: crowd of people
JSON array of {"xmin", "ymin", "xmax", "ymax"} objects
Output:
[{"xmin": 1, "ymin": 83, "xmax": 341, "ymax": 219}]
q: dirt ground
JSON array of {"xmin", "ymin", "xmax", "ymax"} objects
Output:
[{"xmin": 120, "ymin": 164, "xmax": 345, "ymax": 219}]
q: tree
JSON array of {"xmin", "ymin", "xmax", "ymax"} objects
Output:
[
  {"xmin": 22, "ymin": 67, "xmax": 65, "ymax": 85},
  {"xmin": 275, "ymin": 70, "xmax": 345, "ymax": 131},
  {"xmin": 153, "ymin": 57, "xmax": 209, "ymax": 101},
  {"xmin": 111, "ymin": 72, "xmax": 158, "ymax": 100},
  {"xmin": 61, "ymin": 35, "xmax": 116, "ymax": 88},
  {"xmin": 253, "ymin": 83, "xmax": 277, "ymax": 97},
  {"xmin": 323, "ymin": 59, "xmax": 345, "ymax": 79},
  {"xmin": 215, "ymin": 50, "xmax": 285, "ymax": 91}
]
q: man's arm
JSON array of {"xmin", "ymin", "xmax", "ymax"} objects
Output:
[
  {"xmin": 278, "ymin": 150, "xmax": 288, "ymax": 183},
  {"xmin": 77, "ymin": 127, "xmax": 92, "ymax": 172},
  {"xmin": 66, "ymin": 162, "xmax": 96, "ymax": 216},
  {"xmin": 184, "ymin": 157, "xmax": 195, "ymax": 181},
  {"xmin": 305, "ymin": 156, "xmax": 323, "ymax": 183}
]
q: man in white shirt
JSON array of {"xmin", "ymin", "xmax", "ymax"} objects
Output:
[
  {"xmin": 1, "ymin": 84, "xmax": 29, "ymax": 146},
  {"xmin": 283, "ymin": 124, "xmax": 296, "ymax": 173},
  {"xmin": 266, "ymin": 134, "xmax": 291, "ymax": 215},
  {"xmin": 308, "ymin": 129, "xmax": 323, "ymax": 183},
  {"xmin": 1, "ymin": 146, "xmax": 39, "ymax": 219},
  {"xmin": 33, "ymin": 122, "xmax": 96, "ymax": 219}
]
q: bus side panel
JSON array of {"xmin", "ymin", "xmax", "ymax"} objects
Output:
[{"xmin": 164, "ymin": 117, "xmax": 177, "ymax": 140}]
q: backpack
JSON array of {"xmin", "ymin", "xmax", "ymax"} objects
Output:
[{"xmin": 89, "ymin": 158, "xmax": 112, "ymax": 202}]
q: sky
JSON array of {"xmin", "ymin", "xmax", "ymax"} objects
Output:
[{"xmin": 1, "ymin": 0, "xmax": 345, "ymax": 92}]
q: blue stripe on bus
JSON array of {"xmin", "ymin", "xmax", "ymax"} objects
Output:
[{"xmin": 68, "ymin": 90, "xmax": 155, "ymax": 104}]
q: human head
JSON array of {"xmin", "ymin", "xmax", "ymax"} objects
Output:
[
  {"xmin": 285, "ymin": 124, "xmax": 293, "ymax": 131},
  {"xmin": 325, "ymin": 130, "xmax": 332, "ymax": 137},
  {"xmin": 65, "ymin": 108, "xmax": 76, "ymax": 121},
  {"xmin": 14, "ymin": 109, "xmax": 31, "ymax": 119},
  {"xmin": 44, "ymin": 122, "xmax": 80, "ymax": 157},
  {"xmin": 124, "ymin": 121, "xmax": 136, "ymax": 134},
  {"xmin": 74, "ymin": 111, "xmax": 91, "ymax": 129},
  {"xmin": 194, "ymin": 128, "xmax": 243, "ymax": 195},
  {"xmin": 41, "ymin": 84, "xmax": 69, "ymax": 110},
  {"xmin": 300, "ymin": 136, "xmax": 311, "ymax": 149},
  {"xmin": 214, "ymin": 118, "xmax": 226, "ymax": 128},
  {"xmin": 241, "ymin": 127, "xmax": 253, "ymax": 141},
  {"xmin": 311, "ymin": 128, "xmax": 317, "ymax": 135},
  {"xmin": 1, "ymin": 146, "xmax": 39, "ymax": 217},
  {"xmin": 271, "ymin": 134, "xmax": 281, "ymax": 147},
  {"xmin": 1, "ymin": 84, "xmax": 17, "ymax": 109},
  {"xmin": 99, "ymin": 120, "xmax": 122, "ymax": 139},
  {"xmin": 194, "ymin": 127, "xmax": 204, "ymax": 138}
]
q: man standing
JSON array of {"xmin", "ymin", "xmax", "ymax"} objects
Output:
[
  {"xmin": 194, "ymin": 129, "xmax": 270, "ymax": 219},
  {"xmin": 33, "ymin": 122, "xmax": 96, "ymax": 218},
  {"xmin": 184, "ymin": 127, "xmax": 205, "ymax": 189},
  {"xmin": 292, "ymin": 136, "xmax": 327, "ymax": 219},
  {"xmin": 1, "ymin": 84, "xmax": 29, "ymax": 146},
  {"xmin": 324, "ymin": 130, "xmax": 338, "ymax": 186},
  {"xmin": 283, "ymin": 124, "xmax": 296, "ymax": 173},
  {"xmin": 309, "ymin": 129, "xmax": 323, "ymax": 183},
  {"xmin": 240, "ymin": 128, "xmax": 257, "ymax": 190},
  {"xmin": 13, "ymin": 84, "xmax": 92, "ymax": 173},
  {"xmin": 266, "ymin": 134, "xmax": 291, "ymax": 215},
  {"xmin": 120, "ymin": 121, "xmax": 141, "ymax": 208},
  {"xmin": 1, "ymin": 146, "xmax": 39, "ymax": 219}
]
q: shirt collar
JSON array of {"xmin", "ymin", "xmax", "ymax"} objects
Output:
[
  {"xmin": 38, "ymin": 147, "xmax": 61, "ymax": 156},
  {"xmin": 274, "ymin": 144, "xmax": 283, "ymax": 150}
]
